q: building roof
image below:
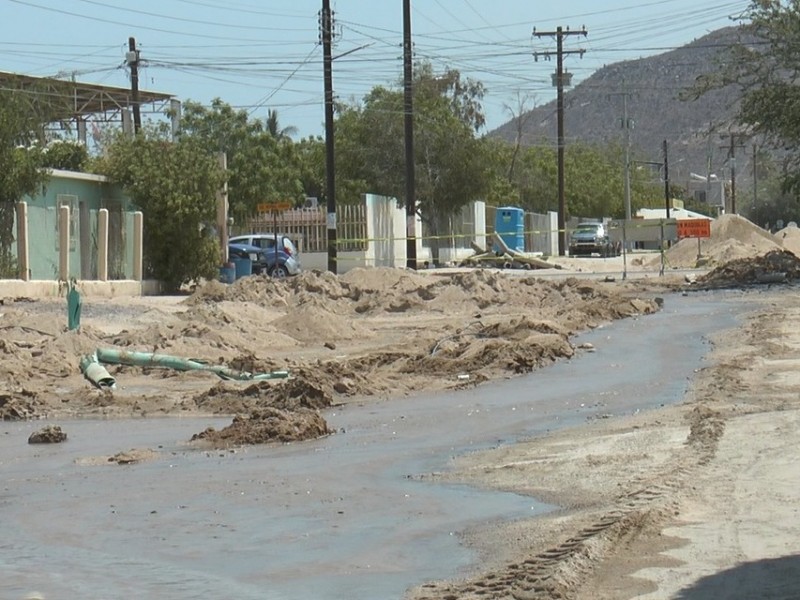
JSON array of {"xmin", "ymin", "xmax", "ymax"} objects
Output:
[
  {"xmin": 637, "ymin": 207, "xmax": 714, "ymax": 220},
  {"xmin": 0, "ymin": 70, "xmax": 173, "ymax": 120}
]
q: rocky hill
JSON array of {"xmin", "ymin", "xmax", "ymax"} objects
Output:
[{"xmin": 489, "ymin": 27, "xmax": 751, "ymax": 192}]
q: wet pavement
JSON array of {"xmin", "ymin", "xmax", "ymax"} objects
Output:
[{"xmin": 0, "ymin": 289, "xmax": 753, "ymax": 600}]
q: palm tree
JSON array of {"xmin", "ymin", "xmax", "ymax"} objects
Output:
[{"xmin": 266, "ymin": 109, "xmax": 298, "ymax": 140}]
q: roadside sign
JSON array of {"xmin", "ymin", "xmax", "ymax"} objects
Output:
[
  {"xmin": 608, "ymin": 219, "xmax": 677, "ymax": 243},
  {"xmin": 257, "ymin": 201, "xmax": 294, "ymax": 213},
  {"xmin": 677, "ymin": 218, "xmax": 711, "ymax": 239}
]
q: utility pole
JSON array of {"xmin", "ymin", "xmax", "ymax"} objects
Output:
[
  {"xmin": 534, "ymin": 26, "xmax": 587, "ymax": 256},
  {"xmin": 126, "ymin": 37, "xmax": 141, "ymax": 133},
  {"xmin": 403, "ymin": 0, "xmax": 417, "ymax": 270},
  {"xmin": 663, "ymin": 140, "xmax": 670, "ymax": 218},
  {"xmin": 623, "ymin": 93, "xmax": 632, "ymax": 223},
  {"xmin": 720, "ymin": 133, "xmax": 746, "ymax": 214},
  {"xmin": 610, "ymin": 89, "xmax": 634, "ymax": 225},
  {"xmin": 321, "ymin": 1, "xmax": 337, "ymax": 273},
  {"xmin": 752, "ymin": 143, "xmax": 758, "ymax": 212}
]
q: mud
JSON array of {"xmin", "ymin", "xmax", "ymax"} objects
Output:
[{"xmin": 27, "ymin": 425, "xmax": 67, "ymax": 444}]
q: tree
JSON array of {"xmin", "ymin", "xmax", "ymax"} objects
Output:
[
  {"xmin": 179, "ymin": 100, "xmax": 305, "ymax": 223},
  {"xmin": 501, "ymin": 91, "xmax": 537, "ymax": 181},
  {"xmin": 692, "ymin": 3, "xmax": 800, "ymax": 199},
  {"xmin": 97, "ymin": 127, "xmax": 225, "ymax": 291},
  {"xmin": 265, "ymin": 109, "xmax": 298, "ymax": 140},
  {"xmin": 413, "ymin": 63, "xmax": 487, "ymax": 132},
  {"xmin": 41, "ymin": 140, "xmax": 89, "ymax": 171},
  {"xmin": 0, "ymin": 89, "xmax": 49, "ymax": 276},
  {"xmin": 503, "ymin": 140, "xmax": 650, "ymax": 219},
  {"xmin": 334, "ymin": 63, "xmax": 493, "ymax": 262}
]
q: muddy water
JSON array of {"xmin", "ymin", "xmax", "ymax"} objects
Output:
[{"xmin": 0, "ymin": 290, "xmax": 750, "ymax": 600}]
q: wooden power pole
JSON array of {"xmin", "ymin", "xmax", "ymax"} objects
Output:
[
  {"xmin": 403, "ymin": 0, "xmax": 417, "ymax": 270},
  {"xmin": 321, "ymin": 0, "xmax": 337, "ymax": 273},
  {"xmin": 533, "ymin": 26, "xmax": 586, "ymax": 256},
  {"xmin": 126, "ymin": 37, "xmax": 141, "ymax": 134}
]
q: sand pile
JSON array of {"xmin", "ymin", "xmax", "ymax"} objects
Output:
[
  {"xmin": 0, "ymin": 268, "xmax": 665, "ymax": 448},
  {"xmin": 660, "ymin": 214, "xmax": 781, "ymax": 269},
  {"xmin": 776, "ymin": 224, "xmax": 800, "ymax": 256},
  {"xmin": 697, "ymin": 249, "xmax": 800, "ymax": 289},
  {"xmin": 191, "ymin": 379, "xmax": 334, "ymax": 447}
]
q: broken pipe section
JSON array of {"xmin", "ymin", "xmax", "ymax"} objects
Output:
[{"xmin": 79, "ymin": 353, "xmax": 117, "ymax": 390}]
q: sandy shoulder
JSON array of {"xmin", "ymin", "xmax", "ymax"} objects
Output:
[{"xmin": 408, "ymin": 289, "xmax": 800, "ymax": 600}]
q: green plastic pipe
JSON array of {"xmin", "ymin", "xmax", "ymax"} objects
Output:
[
  {"xmin": 79, "ymin": 353, "xmax": 116, "ymax": 389},
  {"xmin": 94, "ymin": 348, "xmax": 289, "ymax": 381}
]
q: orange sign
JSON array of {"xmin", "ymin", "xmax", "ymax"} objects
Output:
[
  {"xmin": 257, "ymin": 201, "xmax": 294, "ymax": 213},
  {"xmin": 677, "ymin": 218, "xmax": 711, "ymax": 239}
]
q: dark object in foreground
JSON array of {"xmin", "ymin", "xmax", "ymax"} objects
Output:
[{"xmin": 28, "ymin": 425, "xmax": 67, "ymax": 444}]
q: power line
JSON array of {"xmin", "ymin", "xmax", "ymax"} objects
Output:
[
  {"xmin": 5, "ymin": 0, "xmax": 301, "ymax": 42},
  {"xmin": 71, "ymin": 0, "xmax": 308, "ymax": 32}
]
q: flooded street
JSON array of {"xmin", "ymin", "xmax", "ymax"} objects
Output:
[{"xmin": 1, "ymin": 290, "xmax": 748, "ymax": 600}]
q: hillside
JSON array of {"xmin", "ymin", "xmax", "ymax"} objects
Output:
[{"xmin": 489, "ymin": 27, "xmax": 750, "ymax": 193}]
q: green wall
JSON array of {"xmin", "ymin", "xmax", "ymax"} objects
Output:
[{"xmin": 16, "ymin": 170, "xmax": 138, "ymax": 280}]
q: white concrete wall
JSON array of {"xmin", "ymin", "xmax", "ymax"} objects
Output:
[
  {"xmin": 301, "ymin": 198, "xmax": 486, "ymax": 270},
  {"xmin": 366, "ymin": 193, "xmax": 407, "ymax": 268},
  {"xmin": 0, "ymin": 279, "xmax": 146, "ymax": 298}
]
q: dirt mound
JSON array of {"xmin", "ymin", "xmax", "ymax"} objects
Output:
[
  {"xmin": 342, "ymin": 266, "xmax": 430, "ymax": 290},
  {"xmin": 190, "ymin": 408, "xmax": 332, "ymax": 448},
  {"xmin": 1, "ymin": 267, "xmax": 666, "ymax": 433},
  {"xmin": 0, "ymin": 387, "xmax": 43, "ymax": 420},
  {"xmin": 660, "ymin": 214, "xmax": 781, "ymax": 269},
  {"xmin": 193, "ymin": 378, "xmax": 334, "ymax": 414},
  {"xmin": 776, "ymin": 224, "xmax": 800, "ymax": 256},
  {"xmin": 191, "ymin": 377, "xmax": 335, "ymax": 447},
  {"xmin": 697, "ymin": 249, "xmax": 800, "ymax": 289},
  {"xmin": 28, "ymin": 425, "xmax": 67, "ymax": 444},
  {"xmin": 186, "ymin": 270, "xmax": 358, "ymax": 308},
  {"xmin": 274, "ymin": 302, "xmax": 374, "ymax": 343},
  {"xmin": 185, "ymin": 275, "xmax": 293, "ymax": 306}
]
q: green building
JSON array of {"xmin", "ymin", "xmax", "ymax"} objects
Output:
[{"xmin": 15, "ymin": 169, "xmax": 139, "ymax": 280}]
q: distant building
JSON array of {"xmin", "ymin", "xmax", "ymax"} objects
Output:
[
  {"xmin": 687, "ymin": 172, "xmax": 727, "ymax": 213},
  {"xmin": 636, "ymin": 206, "xmax": 714, "ymax": 221}
]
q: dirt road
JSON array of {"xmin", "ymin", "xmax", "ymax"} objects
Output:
[
  {"xmin": 408, "ymin": 287, "xmax": 800, "ymax": 600},
  {"xmin": 4, "ymin": 212, "xmax": 800, "ymax": 599}
]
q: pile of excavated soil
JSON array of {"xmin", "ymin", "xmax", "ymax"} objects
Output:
[
  {"xmin": 776, "ymin": 224, "xmax": 800, "ymax": 256},
  {"xmin": 696, "ymin": 249, "xmax": 800, "ymax": 289},
  {"xmin": 190, "ymin": 409, "xmax": 332, "ymax": 448},
  {"xmin": 27, "ymin": 424, "xmax": 67, "ymax": 444},
  {"xmin": 658, "ymin": 214, "xmax": 782, "ymax": 269},
  {"xmin": 0, "ymin": 268, "xmax": 664, "ymax": 447}
]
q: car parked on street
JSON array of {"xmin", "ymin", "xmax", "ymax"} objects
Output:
[
  {"xmin": 229, "ymin": 233, "xmax": 299, "ymax": 258},
  {"xmin": 228, "ymin": 241, "xmax": 301, "ymax": 278},
  {"xmin": 568, "ymin": 222, "xmax": 621, "ymax": 257},
  {"xmin": 228, "ymin": 234, "xmax": 301, "ymax": 278}
]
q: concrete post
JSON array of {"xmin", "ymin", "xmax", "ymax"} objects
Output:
[
  {"xmin": 15, "ymin": 202, "xmax": 29, "ymax": 281},
  {"xmin": 473, "ymin": 200, "xmax": 486, "ymax": 250},
  {"xmin": 216, "ymin": 152, "xmax": 229, "ymax": 263},
  {"xmin": 98, "ymin": 208, "xmax": 109, "ymax": 281},
  {"xmin": 79, "ymin": 201, "xmax": 91, "ymax": 279},
  {"xmin": 59, "ymin": 204, "xmax": 70, "ymax": 281},
  {"xmin": 133, "ymin": 211, "xmax": 143, "ymax": 281}
]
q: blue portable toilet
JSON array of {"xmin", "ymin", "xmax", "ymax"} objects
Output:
[{"xmin": 494, "ymin": 206, "xmax": 525, "ymax": 253}]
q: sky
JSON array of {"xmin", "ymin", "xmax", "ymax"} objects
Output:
[{"xmin": 0, "ymin": 0, "xmax": 751, "ymax": 138}]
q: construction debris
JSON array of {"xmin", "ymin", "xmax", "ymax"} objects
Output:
[
  {"xmin": 82, "ymin": 348, "xmax": 290, "ymax": 384},
  {"xmin": 462, "ymin": 233, "xmax": 562, "ymax": 270},
  {"xmin": 696, "ymin": 249, "xmax": 800, "ymax": 289}
]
